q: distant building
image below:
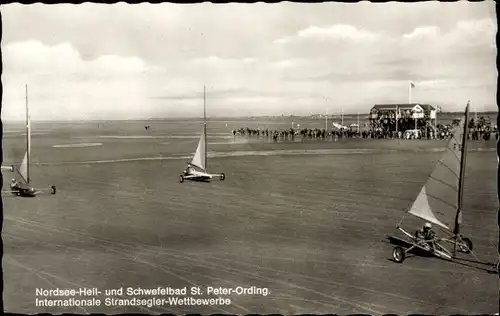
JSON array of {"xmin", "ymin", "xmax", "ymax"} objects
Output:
[
  {"xmin": 370, "ymin": 103, "xmax": 437, "ymax": 120},
  {"xmin": 369, "ymin": 103, "xmax": 439, "ymax": 134}
]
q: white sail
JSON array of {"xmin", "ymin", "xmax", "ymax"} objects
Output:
[
  {"xmin": 408, "ymin": 103, "xmax": 469, "ymax": 232},
  {"xmin": 332, "ymin": 122, "xmax": 348, "ymax": 130},
  {"xmin": 17, "ymin": 84, "xmax": 32, "ymax": 184},
  {"xmin": 191, "ymin": 131, "xmax": 206, "ymax": 171},
  {"xmin": 19, "ymin": 152, "xmax": 29, "ymax": 184}
]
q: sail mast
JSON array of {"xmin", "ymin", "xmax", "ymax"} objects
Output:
[
  {"xmin": 25, "ymin": 84, "xmax": 30, "ymax": 184},
  {"xmin": 454, "ymin": 101, "xmax": 470, "ymax": 235},
  {"xmin": 325, "ymin": 108, "xmax": 327, "ymax": 131},
  {"xmin": 204, "ymin": 85, "xmax": 207, "ymax": 170}
]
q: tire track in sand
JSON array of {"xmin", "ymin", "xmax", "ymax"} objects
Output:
[
  {"xmin": 6, "ymin": 216, "xmax": 384, "ymax": 314},
  {"xmin": 6, "ymin": 217, "xmax": 475, "ymax": 314}
]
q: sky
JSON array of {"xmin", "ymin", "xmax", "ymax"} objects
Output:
[{"xmin": 1, "ymin": 2, "xmax": 497, "ymax": 120}]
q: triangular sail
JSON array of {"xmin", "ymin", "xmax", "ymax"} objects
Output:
[
  {"xmin": 190, "ymin": 131, "xmax": 206, "ymax": 171},
  {"xmin": 407, "ymin": 103, "xmax": 470, "ymax": 232},
  {"xmin": 18, "ymin": 84, "xmax": 31, "ymax": 184},
  {"xmin": 187, "ymin": 86, "xmax": 208, "ymax": 172},
  {"xmin": 18, "ymin": 152, "xmax": 29, "ymax": 184}
]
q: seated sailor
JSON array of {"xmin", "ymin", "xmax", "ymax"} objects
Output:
[
  {"xmin": 415, "ymin": 222, "xmax": 436, "ymax": 249},
  {"xmin": 184, "ymin": 165, "xmax": 194, "ymax": 175},
  {"xmin": 10, "ymin": 178, "xmax": 18, "ymax": 190}
]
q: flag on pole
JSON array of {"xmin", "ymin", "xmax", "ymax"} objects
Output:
[{"xmin": 408, "ymin": 81, "xmax": 415, "ymax": 104}]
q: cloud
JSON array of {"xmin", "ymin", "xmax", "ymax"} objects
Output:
[
  {"xmin": 191, "ymin": 56, "xmax": 259, "ymax": 68},
  {"xmin": 2, "ymin": 40, "xmax": 153, "ymax": 120},
  {"xmin": 270, "ymin": 59, "xmax": 307, "ymax": 69},
  {"xmin": 4, "ymin": 40, "xmax": 150, "ymax": 76},
  {"xmin": 401, "ymin": 17, "xmax": 496, "ymax": 51},
  {"xmin": 150, "ymin": 88, "xmax": 252, "ymax": 101},
  {"xmin": 451, "ymin": 17, "xmax": 497, "ymax": 49},
  {"xmin": 275, "ymin": 24, "xmax": 380, "ymax": 45},
  {"xmin": 341, "ymin": 17, "xmax": 498, "ymax": 86},
  {"xmin": 1, "ymin": 41, "xmax": 330, "ymax": 119},
  {"xmin": 5, "ymin": 41, "xmax": 81, "ymax": 74},
  {"xmin": 456, "ymin": 17, "xmax": 496, "ymax": 36},
  {"xmin": 1, "ymin": 3, "xmax": 496, "ymax": 118},
  {"xmin": 402, "ymin": 26, "xmax": 440, "ymax": 40},
  {"xmin": 299, "ymin": 24, "xmax": 380, "ymax": 41},
  {"xmin": 306, "ymin": 68, "xmax": 453, "ymax": 84}
]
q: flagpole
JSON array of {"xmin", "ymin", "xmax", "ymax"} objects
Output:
[
  {"xmin": 409, "ymin": 81, "xmax": 417, "ymax": 131},
  {"xmin": 357, "ymin": 112, "xmax": 359, "ymax": 134},
  {"xmin": 408, "ymin": 81, "xmax": 412, "ymax": 104},
  {"xmin": 325, "ymin": 108, "xmax": 328, "ymax": 131},
  {"xmin": 396, "ymin": 105, "xmax": 398, "ymax": 139},
  {"xmin": 435, "ymin": 106, "xmax": 439, "ymax": 139},
  {"xmin": 341, "ymin": 107, "xmax": 344, "ymax": 139}
]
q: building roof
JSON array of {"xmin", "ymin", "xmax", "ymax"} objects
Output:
[{"xmin": 371, "ymin": 103, "xmax": 435, "ymax": 112}]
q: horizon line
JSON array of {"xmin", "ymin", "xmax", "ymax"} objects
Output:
[{"xmin": 1, "ymin": 110, "xmax": 497, "ymax": 123}]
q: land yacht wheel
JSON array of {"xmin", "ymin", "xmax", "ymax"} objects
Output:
[
  {"xmin": 51, "ymin": 185, "xmax": 56, "ymax": 195},
  {"xmin": 393, "ymin": 247, "xmax": 405, "ymax": 263},
  {"xmin": 459, "ymin": 237, "xmax": 473, "ymax": 253},
  {"xmin": 220, "ymin": 173, "xmax": 225, "ymax": 181},
  {"xmin": 179, "ymin": 175, "xmax": 184, "ymax": 183}
]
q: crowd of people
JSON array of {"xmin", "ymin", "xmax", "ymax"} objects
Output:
[
  {"xmin": 232, "ymin": 127, "xmax": 363, "ymax": 141},
  {"xmin": 370, "ymin": 109, "xmax": 426, "ymax": 133},
  {"xmin": 468, "ymin": 117, "xmax": 496, "ymax": 141},
  {"xmin": 369, "ymin": 108, "xmax": 496, "ymax": 141},
  {"xmin": 230, "ymin": 116, "xmax": 496, "ymax": 142}
]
